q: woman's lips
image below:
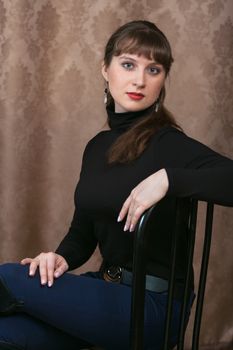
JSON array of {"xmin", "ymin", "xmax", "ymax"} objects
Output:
[{"xmin": 127, "ymin": 92, "xmax": 145, "ymax": 101}]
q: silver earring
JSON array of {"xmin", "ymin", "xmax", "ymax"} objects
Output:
[
  {"xmin": 104, "ymin": 88, "xmax": 108, "ymax": 104},
  {"xmin": 155, "ymin": 100, "xmax": 159, "ymax": 113}
]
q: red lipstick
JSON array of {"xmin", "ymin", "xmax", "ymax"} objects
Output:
[{"xmin": 127, "ymin": 92, "xmax": 144, "ymax": 101}]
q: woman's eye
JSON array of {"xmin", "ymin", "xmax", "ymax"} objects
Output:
[
  {"xmin": 122, "ymin": 62, "xmax": 134, "ymax": 70},
  {"xmin": 149, "ymin": 67, "xmax": 160, "ymax": 75},
  {"xmin": 148, "ymin": 67, "xmax": 160, "ymax": 75}
]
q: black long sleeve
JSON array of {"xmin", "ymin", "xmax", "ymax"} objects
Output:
[
  {"xmin": 56, "ymin": 206, "xmax": 97, "ymax": 271},
  {"xmin": 157, "ymin": 128, "xmax": 233, "ymax": 206},
  {"xmin": 56, "ymin": 147, "xmax": 98, "ymax": 270},
  {"xmin": 56, "ymin": 124, "xmax": 233, "ymax": 277}
]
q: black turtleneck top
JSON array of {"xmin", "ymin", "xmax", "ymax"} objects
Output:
[{"xmin": 56, "ymin": 106, "xmax": 233, "ymax": 281}]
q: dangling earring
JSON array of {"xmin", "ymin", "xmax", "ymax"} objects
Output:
[
  {"xmin": 155, "ymin": 100, "xmax": 159, "ymax": 113},
  {"xmin": 104, "ymin": 88, "xmax": 108, "ymax": 104},
  {"xmin": 104, "ymin": 81, "xmax": 109, "ymax": 105}
]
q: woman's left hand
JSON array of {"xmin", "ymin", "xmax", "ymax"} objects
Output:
[{"xmin": 118, "ymin": 169, "xmax": 169, "ymax": 232}]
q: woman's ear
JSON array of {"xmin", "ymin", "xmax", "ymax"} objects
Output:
[{"xmin": 101, "ymin": 62, "xmax": 108, "ymax": 81}]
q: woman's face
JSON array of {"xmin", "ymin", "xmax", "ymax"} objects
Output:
[{"xmin": 102, "ymin": 53, "xmax": 166, "ymax": 113}]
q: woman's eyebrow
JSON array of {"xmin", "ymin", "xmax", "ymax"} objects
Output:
[
  {"xmin": 118, "ymin": 55, "xmax": 137, "ymax": 61},
  {"xmin": 118, "ymin": 55, "xmax": 162, "ymax": 66}
]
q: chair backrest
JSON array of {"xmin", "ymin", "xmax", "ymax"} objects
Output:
[{"xmin": 130, "ymin": 198, "xmax": 215, "ymax": 350}]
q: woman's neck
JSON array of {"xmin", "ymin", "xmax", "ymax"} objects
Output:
[{"xmin": 106, "ymin": 103, "xmax": 155, "ymax": 131}]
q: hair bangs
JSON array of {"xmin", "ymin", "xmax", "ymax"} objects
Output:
[{"xmin": 113, "ymin": 31, "xmax": 173, "ymax": 73}]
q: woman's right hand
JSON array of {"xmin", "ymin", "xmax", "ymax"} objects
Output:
[{"xmin": 21, "ymin": 252, "xmax": 69, "ymax": 287}]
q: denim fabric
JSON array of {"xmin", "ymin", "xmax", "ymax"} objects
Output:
[{"xmin": 0, "ymin": 263, "xmax": 189, "ymax": 350}]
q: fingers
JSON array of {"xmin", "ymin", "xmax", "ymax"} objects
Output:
[
  {"xmin": 37, "ymin": 253, "xmax": 68, "ymax": 286},
  {"xmin": 29, "ymin": 259, "xmax": 40, "ymax": 277},
  {"xmin": 20, "ymin": 257, "xmax": 39, "ymax": 276},
  {"xmin": 125, "ymin": 204, "xmax": 147, "ymax": 232},
  {"xmin": 118, "ymin": 190, "xmax": 148, "ymax": 232},
  {"xmin": 21, "ymin": 252, "xmax": 67, "ymax": 287},
  {"xmin": 118, "ymin": 197, "xmax": 131, "ymax": 223},
  {"xmin": 38, "ymin": 252, "xmax": 57, "ymax": 287},
  {"xmin": 118, "ymin": 170, "xmax": 169, "ymax": 232},
  {"xmin": 54, "ymin": 258, "xmax": 68, "ymax": 279},
  {"xmin": 21, "ymin": 258, "xmax": 33, "ymax": 265}
]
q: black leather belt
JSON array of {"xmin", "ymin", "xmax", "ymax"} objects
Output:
[
  {"xmin": 102, "ymin": 266, "xmax": 189, "ymax": 301},
  {"xmin": 103, "ymin": 266, "xmax": 168, "ymax": 293}
]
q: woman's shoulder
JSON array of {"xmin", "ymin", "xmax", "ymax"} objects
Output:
[
  {"xmin": 83, "ymin": 130, "xmax": 112, "ymax": 153},
  {"xmin": 152, "ymin": 125, "xmax": 185, "ymax": 142},
  {"xmin": 87, "ymin": 130, "xmax": 109, "ymax": 144}
]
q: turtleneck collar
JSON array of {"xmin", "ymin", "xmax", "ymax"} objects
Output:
[{"xmin": 106, "ymin": 103, "xmax": 155, "ymax": 131}]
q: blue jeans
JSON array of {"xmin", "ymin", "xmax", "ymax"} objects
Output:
[{"xmin": 0, "ymin": 263, "xmax": 188, "ymax": 350}]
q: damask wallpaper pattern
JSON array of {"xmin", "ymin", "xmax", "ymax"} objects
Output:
[{"xmin": 0, "ymin": 0, "xmax": 232, "ymax": 349}]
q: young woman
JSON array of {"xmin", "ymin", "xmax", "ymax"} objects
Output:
[{"xmin": 0, "ymin": 20, "xmax": 232, "ymax": 350}]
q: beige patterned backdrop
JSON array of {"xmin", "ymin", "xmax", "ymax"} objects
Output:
[{"xmin": 0, "ymin": 0, "xmax": 232, "ymax": 349}]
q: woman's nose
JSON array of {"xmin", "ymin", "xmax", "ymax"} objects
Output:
[{"xmin": 133, "ymin": 70, "xmax": 146, "ymax": 88}]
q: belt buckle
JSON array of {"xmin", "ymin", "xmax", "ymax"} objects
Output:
[{"xmin": 104, "ymin": 266, "xmax": 122, "ymax": 283}]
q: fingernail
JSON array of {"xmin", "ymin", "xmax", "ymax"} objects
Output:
[
  {"xmin": 117, "ymin": 215, "xmax": 121, "ymax": 222},
  {"xmin": 54, "ymin": 272, "xmax": 59, "ymax": 278},
  {"xmin": 41, "ymin": 279, "xmax": 46, "ymax": 285},
  {"xmin": 130, "ymin": 225, "xmax": 134, "ymax": 232},
  {"xmin": 48, "ymin": 281, "xmax": 52, "ymax": 287},
  {"xmin": 124, "ymin": 225, "xmax": 128, "ymax": 232},
  {"xmin": 29, "ymin": 271, "xmax": 33, "ymax": 276}
]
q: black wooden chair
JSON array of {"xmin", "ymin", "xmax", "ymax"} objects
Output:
[{"xmin": 130, "ymin": 198, "xmax": 215, "ymax": 350}]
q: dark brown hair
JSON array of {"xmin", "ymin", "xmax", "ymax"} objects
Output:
[{"xmin": 104, "ymin": 20, "xmax": 179, "ymax": 164}]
